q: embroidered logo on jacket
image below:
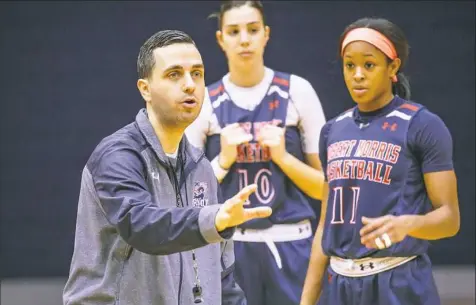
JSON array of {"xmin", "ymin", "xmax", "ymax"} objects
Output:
[{"xmin": 193, "ymin": 182, "xmax": 209, "ymax": 207}]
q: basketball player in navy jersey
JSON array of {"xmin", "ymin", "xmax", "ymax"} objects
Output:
[
  {"xmin": 300, "ymin": 17, "xmax": 460, "ymax": 305},
  {"xmin": 185, "ymin": 1, "xmax": 327, "ymax": 304}
]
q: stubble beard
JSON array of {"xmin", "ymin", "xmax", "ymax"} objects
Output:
[{"xmin": 161, "ymin": 108, "xmax": 198, "ymax": 130}]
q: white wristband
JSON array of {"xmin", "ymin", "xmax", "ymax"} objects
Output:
[{"xmin": 211, "ymin": 156, "xmax": 229, "ymax": 182}]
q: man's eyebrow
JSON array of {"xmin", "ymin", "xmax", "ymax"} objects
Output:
[{"xmin": 163, "ymin": 64, "xmax": 204, "ymax": 71}]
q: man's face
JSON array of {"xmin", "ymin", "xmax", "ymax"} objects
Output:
[{"xmin": 138, "ymin": 43, "xmax": 205, "ymax": 129}]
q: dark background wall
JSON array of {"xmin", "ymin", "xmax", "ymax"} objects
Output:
[{"xmin": 0, "ymin": 1, "xmax": 474, "ymax": 279}]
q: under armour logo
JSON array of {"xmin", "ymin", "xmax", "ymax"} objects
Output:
[
  {"xmin": 359, "ymin": 262, "xmax": 375, "ymax": 271},
  {"xmin": 382, "ymin": 122, "xmax": 397, "ymax": 131},
  {"xmin": 269, "ymin": 100, "xmax": 279, "ymax": 110}
]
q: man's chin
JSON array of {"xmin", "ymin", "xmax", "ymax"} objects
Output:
[{"xmin": 177, "ymin": 112, "xmax": 199, "ymax": 127}]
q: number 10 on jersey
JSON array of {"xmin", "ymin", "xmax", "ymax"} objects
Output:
[{"xmin": 238, "ymin": 169, "xmax": 275, "ymax": 204}]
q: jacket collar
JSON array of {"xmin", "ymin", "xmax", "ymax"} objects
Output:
[{"xmin": 135, "ymin": 108, "xmax": 203, "ymax": 166}]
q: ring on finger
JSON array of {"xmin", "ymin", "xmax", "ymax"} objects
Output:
[
  {"xmin": 375, "ymin": 237, "xmax": 385, "ymax": 249},
  {"xmin": 381, "ymin": 233, "xmax": 392, "ymax": 248}
]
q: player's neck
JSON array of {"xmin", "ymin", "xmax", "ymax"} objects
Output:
[
  {"xmin": 147, "ymin": 109, "xmax": 183, "ymax": 154},
  {"xmin": 358, "ymin": 93, "xmax": 395, "ymax": 113},
  {"xmin": 228, "ymin": 61, "xmax": 265, "ymax": 87}
]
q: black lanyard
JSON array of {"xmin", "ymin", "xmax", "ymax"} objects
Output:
[{"xmin": 167, "ymin": 150, "xmax": 203, "ymax": 304}]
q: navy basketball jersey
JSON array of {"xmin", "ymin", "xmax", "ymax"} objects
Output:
[
  {"xmin": 205, "ymin": 71, "xmax": 316, "ymax": 229},
  {"xmin": 322, "ymin": 97, "xmax": 432, "ymax": 258}
]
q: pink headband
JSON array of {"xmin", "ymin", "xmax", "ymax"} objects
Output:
[{"xmin": 341, "ymin": 27, "xmax": 398, "ymax": 82}]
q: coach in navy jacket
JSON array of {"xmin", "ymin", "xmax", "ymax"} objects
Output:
[{"xmin": 63, "ymin": 30, "xmax": 271, "ymax": 305}]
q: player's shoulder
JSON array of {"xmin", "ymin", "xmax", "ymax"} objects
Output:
[
  {"xmin": 403, "ymin": 99, "xmax": 448, "ymax": 131},
  {"xmin": 319, "ymin": 110, "xmax": 348, "ymax": 138},
  {"xmin": 289, "ymin": 72, "xmax": 311, "ymax": 85},
  {"xmin": 205, "ymin": 75, "xmax": 229, "ymax": 110},
  {"xmin": 283, "ymin": 71, "xmax": 314, "ymax": 92},
  {"xmin": 328, "ymin": 106, "xmax": 355, "ymax": 126},
  {"xmin": 389, "ymin": 97, "xmax": 426, "ymax": 118},
  {"xmin": 394, "ymin": 97, "xmax": 444, "ymax": 125},
  {"xmin": 270, "ymin": 69, "xmax": 321, "ymax": 106},
  {"xmin": 265, "ymin": 67, "xmax": 310, "ymax": 89},
  {"xmin": 206, "ymin": 77, "xmax": 226, "ymax": 99}
]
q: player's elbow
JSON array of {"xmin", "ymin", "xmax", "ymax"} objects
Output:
[
  {"xmin": 309, "ymin": 175, "xmax": 325, "ymax": 200},
  {"xmin": 445, "ymin": 208, "xmax": 460, "ymax": 237},
  {"xmin": 308, "ymin": 189, "xmax": 322, "ymax": 200},
  {"xmin": 448, "ymin": 216, "xmax": 460, "ymax": 237},
  {"xmin": 446, "ymin": 224, "xmax": 459, "ymax": 238}
]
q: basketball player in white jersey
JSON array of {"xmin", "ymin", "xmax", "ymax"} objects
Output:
[{"xmin": 186, "ymin": 1, "xmax": 327, "ymax": 304}]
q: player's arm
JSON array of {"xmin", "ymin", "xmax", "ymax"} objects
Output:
[
  {"xmin": 408, "ymin": 171, "xmax": 459, "ymax": 239},
  {"xmin": 405, "ymin": 112, "xmax": 460, "ymax": 239},
  {"xmin": 301, "ymin": 123, "xmax": 331, "ymax": 305},
  {"xmin": 360, "ymin": 111, "xmax": 460, "ymax": 246},
  {"xmin": 273, "ymin": 149, "xmax": 324, "ymax": 199},
  {"xmin": 300, "ymin": 182, "xmax": 330, "ymax": 305},
  {"xmin": 272, "ymin": 76, "xmax": 327, "ymax": 200},
  {"xmin": 90, "ymin": 143, "xmax": 231, "ymax": 256}
]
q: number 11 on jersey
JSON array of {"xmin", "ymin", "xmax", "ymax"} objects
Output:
[{"xmin": 330, "ymin": 186, "xmax": 361, "ymax": 224}]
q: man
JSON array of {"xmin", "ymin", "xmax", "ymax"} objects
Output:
[{"xmin": 63, "ymin": 29, "xmax": 272, "ymax": 305}]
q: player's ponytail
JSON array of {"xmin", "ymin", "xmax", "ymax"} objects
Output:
[{"xmin": 393, "ymin": 72, "xmax": 411, "ymax": 100}]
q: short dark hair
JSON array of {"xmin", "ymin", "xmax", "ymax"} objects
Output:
[
  {"xmin": 137, "ymin": 30, "xmax": 195, "ymax": 79},
  {"xmin": 339, "ymin": 18, "xmax": 411, "ymax": 100},
  {"xmin": 209, "ymin": 0, "xmax": 266, "ymax": 29}
]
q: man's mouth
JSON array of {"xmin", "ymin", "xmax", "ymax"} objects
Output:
[{"xmin": 181, "ymin": 98, "xmax": 198, "ymax": 108}]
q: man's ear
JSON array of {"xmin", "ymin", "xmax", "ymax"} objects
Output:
[{"xmin": 137, "ymin": 78, "xmax": 151, "ymax": 102}]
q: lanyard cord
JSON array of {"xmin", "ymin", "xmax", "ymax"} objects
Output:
[{"xmin": 167, "ymin": 146, "xmax": 203, "ymax": 303}]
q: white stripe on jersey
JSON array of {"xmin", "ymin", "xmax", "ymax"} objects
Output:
[
  {"xmin": 211, "ymin": 92, "xmax": 230, "ymax": 109},
  {"xmin": 267, "ymin": 85, "xmax": 289, "ymax": 99},
  {"xmin": 386, "ymin": 110, "xmax": 411, "ymax": 121},
  {"xmin": 336, "ymin": 111, "xmax": 353, "ymax": 122}
]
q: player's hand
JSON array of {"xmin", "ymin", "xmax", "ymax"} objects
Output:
[
  {"xmin": 215, "ymin": 184, "xmax": 272, "ymax": 232},
  {"xmin": 219, "ymin": 123, "xmax": 253, "ymax": 170},
  {"xmin": 257, "ymin": 124, "xmax": 286, "ymax": 162},
  {"xmin": 359, "ymin": 215, "xmax": 415, "ymax": 249}
]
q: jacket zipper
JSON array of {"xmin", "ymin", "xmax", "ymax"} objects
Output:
[{"xmin": 179, "ymin": 153, "xmax": 204, "ymax": 189}]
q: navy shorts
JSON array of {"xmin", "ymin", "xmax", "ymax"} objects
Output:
[
  {"xmin": 319, "ymin": 254, "xmax": 441, "ymax": 305},
  {"xmin": 234, "ymin": 236, "xmax": 313, "ymax": 305}
]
